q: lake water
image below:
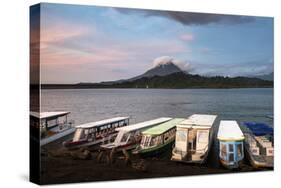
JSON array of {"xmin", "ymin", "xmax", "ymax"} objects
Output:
[{"xmin": 41, "ymin": 88, "xmax": 273, "ymax": 126}]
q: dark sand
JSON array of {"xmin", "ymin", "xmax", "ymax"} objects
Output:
[{"xmin": 40, "ymin": 140, "xmax": 271, "ymax": 185}]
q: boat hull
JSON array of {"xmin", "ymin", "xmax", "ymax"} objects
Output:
[
  {"xmin": 170, "ymin": 150, "xmax": 207, "ymax": 164},
  {"xmin": 63, "ymin": 133, "xmax": 117, "ymax": 150},
  {"xmin": 219, "ymin": 158, "xmax": 241, "ymax": 169},
  {"xmin": 240, "ymin": 122, "xmax": 274, "ymax": 168},
  {"xmin": 41, "ymin": 127, "xmax": 76, "ymax": 146},
  {"xmin": 100, "ymin": 142, "xmax": 139, "ymax": 153},
  {"xmin": 244, "ymin": 145, "xmax": 273, "ymax": 169}
]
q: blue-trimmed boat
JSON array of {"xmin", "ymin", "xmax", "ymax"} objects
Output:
[
  {"xmin": 217, "ymin": 121, "xmax": 244, "ymax": 169},
  {"xmin": 241, "ymin": 122, "xmax": 274, "ymax": 168}
]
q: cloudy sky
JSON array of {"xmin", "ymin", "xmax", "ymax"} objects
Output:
[{"xmin": 33, "ymin": 3, "xmax": 273, "ymax": 84}]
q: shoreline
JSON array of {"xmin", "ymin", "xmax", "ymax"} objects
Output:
[
  {"xmin": 40, "ymin": 136, "xmax": 272, "ymax": 185},
  {"xmin": 39, "ymin": 87, "xmax": 274, "ymax": 90},
  {"xmin": 40, "ymin": 147, "xmax": 270, "ymax": 185}
]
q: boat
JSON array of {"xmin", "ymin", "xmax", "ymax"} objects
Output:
[
  {"xmin": 132, "ymin": 118, "xmax": 185, "ymax": 157},
  {"xmin": 171, "ymin": 114, "xmax": 217, "ymax": 164},
  {"xmin": 266, "ymin": 115, "xmax": 273, "ymax": 119},
  {"xmin": 241, "ymin": 122, "xmax": 274, "ymax": 168},
  {"xmin": 100, "ymin": 117, "xmax": 172, "ymax": 152},
  {"xmin": 217, "ymin": 120, "xmax": 245, "ymax": 169},
  {"xmin": 30, "ymin": 111, "xmax": 75, "ymax": 146},
  {"xmin": 63, "ymin": 117, "xmax": 130, "ymax": 149}
]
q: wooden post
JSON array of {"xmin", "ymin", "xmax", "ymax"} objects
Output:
[
  {"xmin": 56, "ymin": 117, "xmax": 58, "ymax": 127},
  {"xmin": 97, "ymin": 150, "xmax": 104, "ymax": 163},
  {"xmin": 122, "ymin": 149, "xmax": 131, "ymax": 165},
  {"xmin": 105, "ymin": 152, "xmax": 110, "ymax": 164},
  {"xmin": 65, "ymin": 114, "xmax": 68, "ymax": 126},
  {"xmin": 109, "ymin": 147, "xmax": 116, "ymax": 164}
]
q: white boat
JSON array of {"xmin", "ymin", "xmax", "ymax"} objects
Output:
[
  {"xmin": 171, "ymin": 114, "xmax": 217, "ymax": 164},
  {"xmin": 30, "ymin": 111, "xmax": 75, "ymax": 146},
  {"xmin": 217, "ymin": 121, "xmax": 245, "ymax": 169},
  {"xmin": 63, "ymin": 117, "xmax": 130, "ymax": 149},
  {"xmin": 100, "ymin": 117, "xmax": 172, "ymax": 152},
  {"xmin": 241, "ymin": 122, "xmax": 274, "ymax": 168},
  {"xmin": 132, "ymin": 118, "xmax": 185, "ymax": 157}
]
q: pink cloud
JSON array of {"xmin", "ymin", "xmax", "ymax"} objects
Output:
[
  {"xmin": 41, "ymin": 30, "xmax": 188, "ymax": 66},
  {"xmin": 40, "ymin": 22, "xmax": 133, "ymax": 67},
  {"xmin": 180, "ymin": 33, "xmax": 194, "ymax": 41},
  {"xmin": 41, "ymin": 47, "xmax": 131, "ymax": 67},
  {"xmin": 39, "ymin": 22, "xmax": 192, "ymax": 83},
  {"xmin": 40, "ymin": 23, "xmax": 90, "ymax": 50}
]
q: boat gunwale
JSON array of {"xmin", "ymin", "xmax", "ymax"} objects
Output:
[
  {"xmin": 31, "ymin": 111, "xmax": 71, "ymax": 119},
  {"xmin": 217, "ymin": 137, "xmax": 245, "ymax": 142},
  {"xmin": 142, "ymin": 118, "xmax": 185, "ymax": 136},
  {"xmin": 76, "ymin": 116, "xmax": 130, "ymax": 129},
  {"xmin": 115, "ymin": 117, "xmax": 172, "ymax": 133}
]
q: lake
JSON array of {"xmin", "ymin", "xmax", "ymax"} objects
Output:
[{"xmin": 41, "ymin": 88, "xmax": 273, "ymax": 126}]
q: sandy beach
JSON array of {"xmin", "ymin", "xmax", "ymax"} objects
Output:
[{"xmin": 40, "ymin": 141, "xmax": 271, "ymax": 185}]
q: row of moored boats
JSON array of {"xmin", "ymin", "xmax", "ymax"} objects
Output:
[{"xmin": 30, "ymin": 111, "xmax": 274, "ymax": 169}]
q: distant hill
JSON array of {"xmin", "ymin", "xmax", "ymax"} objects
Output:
[
  {"xmin": 41, "ymin": 62, "xmax": 273, "ymax": 89},
  {"xmin": 91, "ymin": 62, "xmax": 183, "ymax": 85},
  {"xmin": 42, "ymin": 71, "xmax": 273, "ymax": 89},
  {"xmin": 99, "ymin": 72, "xmax": 273, "ymax": 89},
  {"xmin": 253, "ymin": 72, "xmax": 273, "ymax": 81}
]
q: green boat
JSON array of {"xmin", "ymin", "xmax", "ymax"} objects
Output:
[{"xmin": 132, "ymin": 118, "xmax": 185, "ymax": 157}]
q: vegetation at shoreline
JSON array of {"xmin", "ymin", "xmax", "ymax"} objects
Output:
[{"xmin": 41, "ymin": 72, "xmax": 273, "ymax": 89}]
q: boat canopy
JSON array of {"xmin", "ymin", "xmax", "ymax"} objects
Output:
[
  {"xmin": 142, "ymin": 118, "xmax": 185, "ymax": 136},
  {"xmin": 116, "ymin": 117, "xmax": 172, "ymax": 133},
  {"xmin": 76, "ymin": 117, "xmax": 129, "ymax": 129},
  {"xmin": 217, "ymin": 121, "xmax": 244, "ymax": 141},
  {"xmin": 243, "ymin": 122, "xmax": 273, "ymax": 136},
  {"xmin": 30, "ymin": 111, "xmax": 70, "ymax": 119},
  {"xmin": 177, "ymin": 114, "xmax": 217, "ymax": 129}
]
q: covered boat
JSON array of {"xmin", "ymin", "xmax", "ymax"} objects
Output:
[
  {"xmin": 63, "ymin": 117, "xmax": 130, "ymax": 149},
  {"xmin": 100, "ymin": 117, "xmax": 172, "ymax": 152},
  {"xmin": 171, "ymin": 114, "xmax": 217, "ymax": 164},
  {"xmin": 241, "ymin": 122, "xmax": 274, "ymax": 168},
  {"xmin": 30, "ymin": 111, "xmax": 75, "ymax": 146},
  {"xmin": 217, "ymin": 121, "xmax": 244, "ymax": 169},
  {"xmin": 132, "ymin": 118, "xmax": 185, "ymax": 157}
]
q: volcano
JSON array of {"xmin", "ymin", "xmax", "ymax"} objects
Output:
[{"xmin": 128, "ymin": 62, "xmax": 183, "ymax": 81}]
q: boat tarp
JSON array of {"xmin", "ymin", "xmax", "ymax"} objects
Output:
[
  {"xmin": 142, "ymin": 118, "xmax": 185, "ymax": 135},
  {"xmin": 116, "ymin": 117, "xmax": 172, "ymax": 132},
  {"xmin": 243, "ymin": 122, "xmax": 273, "ymax": 136},
  {"xmin": 217, "ymin": 120, "xmax": 244, "ymax": 141}
]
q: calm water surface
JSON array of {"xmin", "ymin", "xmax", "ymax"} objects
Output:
[{"xmin": 41, "ymin": 88, "xmax": 273, "ymax": 126}]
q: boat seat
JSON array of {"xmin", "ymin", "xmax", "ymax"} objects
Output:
[
  {"xmin": 192, "ymin": 152, "xmax": 204, "ymax": 161},
  {"xmin": 266, "ymin": 147, "xmax": 274, "ymax": 156},
  {"xmin": 262, "ymin": 142, "xmax": 272, "ymax": 148},
  {"xmin": 172, "ymin": 149, "xmax": 187, "ymax": 161},
  {"xmin": 256, "ymin": 138, "xmax": 272, "ymax": 148}
]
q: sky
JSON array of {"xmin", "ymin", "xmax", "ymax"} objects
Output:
[{"xmin": 32, "ymin": 3, "xmax": 273, "ymax": 84}]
